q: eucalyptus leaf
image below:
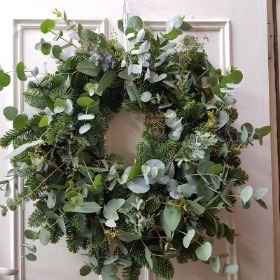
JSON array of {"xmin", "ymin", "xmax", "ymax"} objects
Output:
[
  {"xmin": 183, "ymin": 229, "xmax": 195, "ymax": 248},
  {"xmin": 79, "ymin": 123, "xmax": 91, "ymax": 134},
  {"xmin": 254, "ymin": 188, "xmax": 268, "ymax": 200},
  {"xmin": 72, "ymin": 202, "xmax": 101, "ymax": 213},
  {"xmin": 79, "ymin": 265, "xmax": 92, "ymax": 276},
  {"xmin": 163, "ymin": 205, "xmax": 181, "ymax": 231},
  {"xmin": 126, "ymin": 177, "xmax": 150, "ymax": 193},
  {"xmin": 25, "ymin": 253, "xmax": 37, "ymax": 261},
  {"xmin": 210, "ymin": 256, "xmax": 220, "ymax": 273},
  {"xmin": 4, "ymin": 139, "xmax": 44, "ymax": 160},
  {"xmin": 225, "ymin": 264, "xmax": 239, "ymax": 274},
  {"xmin": 3, "ymin": 106, "xmax": 18, "ymax": 121},
  {"xmin": 116, "ymin": 230, "xmax": 141, "ymax": 242},
  {"xmin": 39, "ymin": 227, "xmax": 50, "ymax": 246},
  {"xmin": 13, "ymin": 114, "xmax": 28, "ymax": 130},
  {"xmin": 240, "ymin": 186, "xmax": 253, "ymax": 204},
  {"xmin": 195, "ymin": 242, "xmax": 212, "ymax": 261},
  {"xmin": 77, "ymin": 59, "xmax": 100, "ymax": 77},
  {"xmin": 145, "ymin": 247, "xmax": 153, "ymax": 269}
]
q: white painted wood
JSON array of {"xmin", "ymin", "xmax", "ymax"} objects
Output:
[{"xmin": 0, "ymin": 0, "xmax": 278, "ymax": 280}]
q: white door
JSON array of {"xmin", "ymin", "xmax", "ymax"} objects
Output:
[{"xmin": 0, "ymin": 1, "xmax": 278, "ymax": 280}]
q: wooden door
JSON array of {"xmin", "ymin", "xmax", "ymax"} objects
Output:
[{"xmin": 0, "ymin": 1, "xmax": 278, "ymax": 279}]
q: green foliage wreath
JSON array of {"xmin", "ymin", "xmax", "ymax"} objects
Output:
[{"xmin": 0, "ymin": 10, "xmax": 271, "ymax": 279}]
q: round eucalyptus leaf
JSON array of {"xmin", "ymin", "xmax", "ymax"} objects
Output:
[
  {"xmin": 195, "ymin": 242, "xmax": 212, "ymax": 261},
  {"xmin": 52, "ymin": 45, "xmax": 62, "ymax": 59},
  {"xmin": 254, "ymin": 187, "xmax": 268, "ymax": 200},
  {"xmin": 225, "ymin": 264, "xmax": 239, "ymax": 274},
  {"xmin": 210, "ymin": 256, "xmax": 220, "ymax": 273},
  {"xmin": 127, "ymin": 16, "xmax": 143, "ymax": 31},
  {"xmin": 16, "ymin": 62, "xmax": 27, "ymax": 81},
  {"xmin": 25, "ymin": 253, "xmax": 37, "ymax": 261},
  {"xmin": 3, "ymin": 106, "xmax": 18, "ymax": 121},
  {"xmin": 41, "ymin": 42, "xmax": 52, "ymax": 55},
  {"xmin": 40, "ymin": 19, "xmax": 56, "ymax": 33},
  {"xmin": 39, "ymin": 227, "xmax": 50, "ymax": 246},
  {"xmin": 77, "ymin": 96, "xmax": 95, "ymax": 107},
  {"xmin": 39, "ymin": 115, "xmax": 49, "ymax": 127},
  {"xmin": 0, "ymin": 70, "xmax": 11, "ymax": 87},
  {"xmin": 79, "ymin": 265, "xmax": 92, "ymax": 276},
  {"xmin": 183, "ymin": 229, "xmax": 195, "ymax": 248},
  {"xmin": 140, "ymin": 91, "xmax": 152, "ymax": 102},
  {"xmin": 240, "ymin": 185, "xmax": 253, "ymax": 205},
  {"xmin": 13, "ymin": 114, "xmax": 28, "ymax": 130}
]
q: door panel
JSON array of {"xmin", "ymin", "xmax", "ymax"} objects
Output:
[{"xmin": 0, "ymin": 1, "xmax": 277, "ymax": 280}]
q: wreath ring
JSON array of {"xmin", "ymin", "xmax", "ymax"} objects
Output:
[{"xmin": 0, "ymin": 10, "xmax": 271, "ymax": 280}]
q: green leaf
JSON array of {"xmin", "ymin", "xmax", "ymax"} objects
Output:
[
  {"xmin": 21, "ymin": 243, "xmax": 37, "ymax": 253},
  {"xmin": 118, "ymin": 259, "xmax": 132, "ymax": 267},
  {"xmin": 24, "ymin": 230, "xmax": 37, "ymax": 240},
  {"xmin": 4, "ymin": 139, "xmax": 44, "ymax": 160},
  {"xmin": 39, "ymin": 115, "xmax": 49, "ymax": 127},
  {"xmin": 80, "ymin": 265, "xmax": 92, "ymax": 276},
  {"xmin": 129, "ymin": 159, "xmax": 141, "ymax": 179},
  {"xmin": 101, "ymin": 264, "xmax": 119, "ymax": 280},
  {"xmin": 254, "ymin": 188, "xmax": 268, "ymax": 200},
  {"xmin": 79, "ymin": 123, "xmax": 91, "ymax": 134},
  {"xmin": 126, "ymin": 177, "xmax": 150, "ymax": 193},
  {"xmin": 218, "ymin": 252, "xmax": 229, "ymax": 259},
  {"xmin": 145, "ymin": 247, "xmax": 153, "ymax": 269},
  {"xmin": 72, "ymin": 202, "xmax": 102, "ymax": 213},
  {"xmin": 16, "ymin": 62, "xmax": 27, "ymax": 81},
  {"xmin": 39, "ymin": 227, "xmax": 50, "ymax": 246},
  {"xmin": 104, "ymin": 255, "xmax": 118, "ymax": 265},
  {"xmin": 195, "ymin": 242, "xmax": 212, "ymax": 261},
  {"xmin": 163, "ymin": 29, "xmax": 182, "ymax": 40},
  {"xmin": 163, "ymin": 205, "xmax": 181, "ymax": 231},
  {"xmin": 57, "ymin": 218, "xmax": 66, "ymax": 234},
  {"xmin": 210, "ymin": 256, "xmax": 220, "ymax": 273},
  {"xmin": 41, "ymin": 43, "xmax": 52, "ymax": 55},
  {"xmin": 43, "ymin": 96, "xmax": 54, "ymax": 112},
  {"xmin": 127, "ymin": 16, "xmax": 143, "ymax": 31},
  {"xmin": 257, "ymin": 126, "xmax": 271, "ymax": 137},
  {"xmin": 105, "ymin": 219, "xmax": 116, "ymax": 227},
  {"xmin": 3, "ymin": 106, "xmax": 18, "ymax": 121},
  {"xmin": 52, "ymin": 45, "xmax": 62, "ymax": 59},
  {"xmin": 180, "ymin": 21, "xmax": 192, "ymax": 31},
  {"xmin": 160, "ymin": 211, "xmax": 172, "ymax": 238},
  {"xmin": 107, "ymin": 199, "xmax": 125, "ymax": 211},
  {"xmin": 117, "ymin": 19, "xmax": 124, "ymax": 33},
  {"xmin": 40, "ymin": 19, "xmax": 56, "ymax": 33},
  {"xmin": 240, "ymin": 186, "xmax": 253, "ymax": 204},
  {"xmin": 140, "ymin": 91, "xmax": 152, "ymax": 102},
  {"xmin": 76, "ymin": 59, "xmax": 100, "ymax": 77},
  {"xmin": 214, "ymin": 110, "xmax": 229, "ymax": 130},
  {"xmin": 54, "ymin": 98, "xmax": 67, "ymax": 113},
  {"xmin": 25, "ymin": 253, "xmax": 37, "ymax": 261},
  {"xmin": 183, "ymin": 229, "xmax": 195, "ymax": 248},
  {"xmin": 186, "ymin": 200, "xmax": 205, "ymax": 214},
  {"xmin": 97, "ymin": 71, "xmax": 115, "ymax": 93},
  {"xmin": 92, "ymin": 174, "xmax": 103, "ymax": 187},
  {"xmin": 198, "ymin": 161, "xmax": 214, "ymax": 174},
  {"xmin": 77, "ymin": 96, "xmax": 95, "ymax": 107},
  {"xmin": 207, "ymin": 164, "xmax": 223, "ymax": 175},
  {"xmin": 0, "ymin": 70, "xmax": 11, "ymax": 87},
  {"xmin": 225, "ymin": 264, "xmax": 239, "ymax": 274},
  {"xmin": 116, "ymin": 230, "xmax": 141, "ymax": 242},
  {"xmin": 13, "ymin": 114, "xmax": 28, "ymax": 130}
]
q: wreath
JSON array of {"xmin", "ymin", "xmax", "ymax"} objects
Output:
[{"xmin": 0, "ymin": 9, "xmax": 271, "ymax": 280}]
